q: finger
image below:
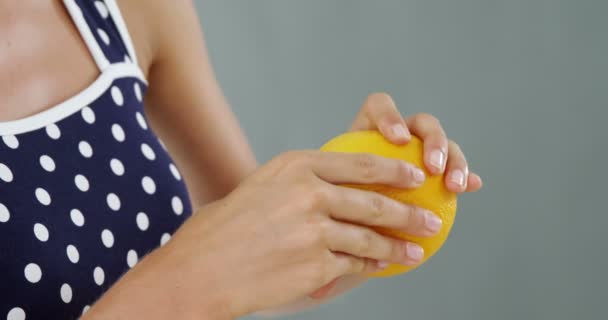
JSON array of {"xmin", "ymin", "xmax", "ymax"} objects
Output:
[
  {"xmin": 350, "ymin": 93, "xmax": 411, "ymax": 144},
  {"xmin": 327, "ymin": 185, "xmax": 442, "ymax": 237},
  {"xmin": 310, "ymin": 151, "xmax": 426, "ymax": 189},
  {"xmin": 444, "ymin": 140, "xmax": 469, "ymax": 192},
  {"xmin": 466, "ymin": 173, "xmax": 483, "ymax": 192},
  {"xmin": 325, "ymin": 219, "xmax": 424, "ymax": 265},
  {"xmin": 405, "ymin": 113, "xmax": 448, "ymax": 175},
  {"xmin": 331, "ymin": 252, "xmax": 386, "ymax": 277}
]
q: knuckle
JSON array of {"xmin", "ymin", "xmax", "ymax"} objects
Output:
[
  {"xmin": 357, "ymin": 231, "xmax": 374, "ymax": 255},
  {"xmin": 273, "ymin": 151, "xmax": 309, "ymax": 170},
  {"xmin": 369, "ymin": 196, "xmax": 385, "ymax": 219},
  {"xmin": 273, "ymin": 150, "xmax": 298, "ymax": 164},
  {"xmin": 367, "ymin": 92, "xmax": 394, "ymax": 105},
  {"xmin": 302, "ymin": 224, "xmax": 325, "ymax": 250},
  {"xmin": 313, "ymin": 219, "xmax": 331, "ymax": 244},
  {"xmin": 307, "ymin": 183, "xmax": 331, "ymax": 209},
  {"xmin": 354, "ymin": 153, "xmax": 378, "ymax": 180},
  {"xmin": 449, "ymin": 140, "xmax": 462, "ymax": 153},
  {"xmin": 413, "ymin": 112, "xmax": 440, "ymax": 126}
]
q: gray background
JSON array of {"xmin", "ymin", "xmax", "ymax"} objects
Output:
[{"xmin": 194, "ymin": 1, "xmax": 607, "ymax": 319}]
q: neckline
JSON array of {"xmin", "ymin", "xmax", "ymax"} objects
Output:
[{"xmin": 0, "ymin": 63, "xmax": 147, "ymax": 136}]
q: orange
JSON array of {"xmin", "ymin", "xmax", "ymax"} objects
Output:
[{"xmin": 320, "ymin": 130, "xmax": 457, "ymax": 277}]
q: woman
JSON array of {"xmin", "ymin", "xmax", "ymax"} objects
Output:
[{"xmin": 0, "ymin": 0, "xmax": 483, "ymax": 319}]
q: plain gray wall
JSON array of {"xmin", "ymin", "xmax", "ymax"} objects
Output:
[{"xmin": 194, "ymin": 1, "xmax": 608, "ymax": 319}]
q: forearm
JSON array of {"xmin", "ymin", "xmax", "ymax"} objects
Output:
[{"xmin": 81, "ymin": 245, "xmax": 231, "ymax": 320}]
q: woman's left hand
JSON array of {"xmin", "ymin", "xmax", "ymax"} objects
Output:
[{"xmin": 309, "ymin": 92, "xmax": 483, "ymax": 299}]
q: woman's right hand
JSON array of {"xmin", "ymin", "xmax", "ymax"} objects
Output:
[{"xmin": 162, "ymin": 150, "xmax": 443, "ymax": 318}]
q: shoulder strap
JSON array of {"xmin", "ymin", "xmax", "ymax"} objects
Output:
[
  {"xmin": 103, "ymin": 0, "xmax": 139, "ymax": 65},
  {"xmin": 63, "ymin": 0, "xmax": 139, "ymax": 71}
]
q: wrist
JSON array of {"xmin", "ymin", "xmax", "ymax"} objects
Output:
[
  {"xmin": 146, "ymin": 243, "xmax": 237, "ymax": 320},
  {"xmin": 83, "ymin": 244, "xmax": 235, "ymax": 320}
]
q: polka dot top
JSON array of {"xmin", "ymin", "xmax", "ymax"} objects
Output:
[{"xmin": 0, "ymin": 1, "xmax": 192, "ymax": 319}]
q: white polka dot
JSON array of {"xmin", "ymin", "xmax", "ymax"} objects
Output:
[
  {"xmin": 106, "ymin": 193, "xmax": 121, "ymax": 211},
  {"xmin": 110, "ymin": 158, "xmax": 125, "ymax": 176},
  {"xmin": 39, "ymin": 155, "xmax": 56, "ymax": 172},
  {"xmin": 136, "ymin": 212, "xmax": 149, "ymax": 231},
  {"xmin": 93, "ymin": 267, "xmax": 105, "ymax": 286},
  {"xmin": 24, "ymin": 263, "xmax": 42, "ymax": 283},
  {"xmin": 6, "ymin": 307, "xmax": 26, "ymax": 320},
  {"xmin": 171, "ymin": 196, "xmax": 184, "ymax": 215},
  {"xmin": 79, "ymin": 141, "xmax": 93, "ymax": 158},
  {"xmin": 111, "ymin": 86, "xmax": 124, "ymax": 106},
  {"xmin": 33, "ymin": 223, "xmax": 49, "ymax": 242},
  {"xmin": 81, "ymin": 106, "xmax": 96, "ymax": 124},
  {"xmin": 0, "ymin": 163, "xmax": 13, "ymax": 182},
  {"xmin": 169, "ymin": 163, "xmax": 182, "ymax": 181},
  {"xmin": 97, "ymin": 28, "xmax": 110, "ymax": 45},
  {"xmin": 127, "ymin": 250, "xmax": 138, "ymax": 268},
  {"xmin": 134, "ymin": 83, "xmax": 143, "ymax": 102},
  {"xmin": 35, "ymin": 188, "xmax": 51, "ymax": 206},
  {"xmin": 141, "ymin": 176, "xmax": 156, "ymax": 195},
  {"xmin": 82, "ymin": 305, "xmax": 91, "ymax": 314},
  {"xmin": 160, "ymin": 233, "xmax": 171, "ymax": 246},
  {"xmin": 74, "ymin": 174, "xmax": 90, "ymax": 192},
  {"xmin": 0, "ymin": 203, "xmax": 9, "ymax": 223},
  {"xmin": 46, "ymin": 124, "xmax": 61, "ymax": 139},
  {"xmin": 112, "ymin": 124, "xmax": 126, "ymax": 142},
  {"xmin": 66, "ymin": 245, "xmax": 79, "ymax": 264},
  {"xmin": 70, "ymin": 209, "xmax": 85, "ymax": 227},
  {"xmin": 95, "ymin": 0, "xmax": 109, "ymax": 18},
  {"xmin": 60, "ymin": 283, "xmax": 73, "ymax": 303},
  {"xmin": 101, "ymin": 229, "xmax": 114, "ymax": 248},
  {"xmin": 140, "ymin": 143, "xmax": 156, "ymax": 160},
  {"xmin": 135, "ymin": 112, "xmax": 148, "ymax": 130},
  {"xmin": 2, "ymin": 135, "xmax": 19, "ymax": 149}
]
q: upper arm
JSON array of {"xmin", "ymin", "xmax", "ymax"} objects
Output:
[{"xmin": 124, "ymin": 0, "xmax": 256, "ymax": 207}]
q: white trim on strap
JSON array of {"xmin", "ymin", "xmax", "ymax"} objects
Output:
[
  {"xmin": 0, "ymin": 63, "xmax": 146, "ymax": 136},
  {"xmin": 64, "ymin": 0, "xmax": 111, "ymax": 71},
  {"xmin": 104, "ymin": 0, "xmax": 139, "ymax": 65}
]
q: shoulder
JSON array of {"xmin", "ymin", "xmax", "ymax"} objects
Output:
[{"xmin": 115, "ymin": 0, "xmax": 199, "ymax": 77}]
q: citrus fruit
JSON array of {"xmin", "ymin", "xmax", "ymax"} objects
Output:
[{"xmin": 320, "ymin": 130, "xmax": 457, "ymax": 277}]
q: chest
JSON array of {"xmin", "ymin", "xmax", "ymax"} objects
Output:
[
  {"xmin": 0, "ymin": 1, "xmax": 190, "ymax": 318},
  {"xmin": 0, "ymin": 0, "xmax": 150, "ymax": 123}
]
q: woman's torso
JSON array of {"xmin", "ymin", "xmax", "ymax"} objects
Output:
[{"xmin": 0, "ymin": 1, "xmax": 192, "ymax": 318}]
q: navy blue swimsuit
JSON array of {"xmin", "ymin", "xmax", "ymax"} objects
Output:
[{"xmin": 0, "ymin": 1, "xmax": 192, "ymax": 319}]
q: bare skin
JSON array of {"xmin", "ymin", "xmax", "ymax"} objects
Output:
[{"xmin": 0, "ymin": 0, "xmax": 483, "ymax": 318}]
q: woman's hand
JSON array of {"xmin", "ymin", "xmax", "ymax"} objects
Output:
[
  {"xmin": 349, "ymin": 92, "xmax": 482, "ymax": 191},
  {"xmin": 161, "ymin": 149, "xmax": 443, "ymax": 318},
  {"xmin": 308, "ymin": 92, "xmax": 483, "ymax": 300}
]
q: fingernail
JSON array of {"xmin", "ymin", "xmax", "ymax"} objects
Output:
[
  {"xmin": 405, "ymin": 243, "xmax": 424, "ymax": 262},
  {"xmin": 424, "ymin": 211, "xmax": 442, "ymax": 233},
  {"xmin": 430, "ymin": 150, "xmax": 445, "ymax": 172},
  {"xmin": 377, "ymin": 261, "xmax": 389, "ymax": 269},
  {"xmin": 450, "ymin": 169, "xmax": 465, "ymax": 187},
  {"xmin": 391, "ymin": 124, "xmax": 409, "ymax": 140},
  {"xmin": 412, "ymin": 167, "xmax": 426, "ymax": 184}
]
